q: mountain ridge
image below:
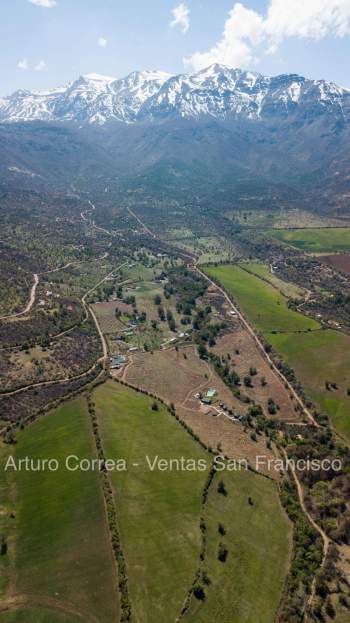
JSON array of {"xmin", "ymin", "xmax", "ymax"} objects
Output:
[{"xmin": 1, "ymin": 64, "xmax": 349, "ymax": 126}]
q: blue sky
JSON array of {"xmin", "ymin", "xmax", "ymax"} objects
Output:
[{"xmin": 1, "ymin": 0, "xmax": 350, "ymax": 95}]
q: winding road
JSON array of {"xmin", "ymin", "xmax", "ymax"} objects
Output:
[
  {"xmin": 125, "ymin": 204, "xmax": 329, "ymax": 616},
  {"xmin": 0, "ymin": 273, "xmax": 39, "ymax": 321}
]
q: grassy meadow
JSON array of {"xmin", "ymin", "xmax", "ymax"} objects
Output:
[
  {"xmin": 0, "ymin": 398, "xmax": 119, "ymax": 623},
  {"xmin": 95, "ymin": 380, "xmax": 209, "ymax": 623},
  {"xmin": 268, "ymin": 228, "xmax": 350, "ymax": 253},
  {"xmin": 0, "ymin": 609, "xmax": 81, "ymax": 623},
  {"xmin": 206, "ymin": 264, "xmax": 318, "ymax": 333},
  {"xmin": 184, "ymin": 469, "xmax": 291, "ymax": 623},
  {"xmin": 240, "ymin": 262, "xmax": 306, "ymax": 299},
  {"xmin": 270, "ymin": 330, "xmax": 350, "ymax": 442},
  {"xmin": 95, "ymin": 380, "xmax": 291, "ymax": 623}
]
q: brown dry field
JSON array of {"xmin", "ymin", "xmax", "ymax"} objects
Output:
[
  {"xmin": 321, "ymin": 253, "xmax": 350, "ymax": 275},
  {"xmin": 91, "ymin": 300, "xmax": 130, "ymax": 333},
  {"xmin": 212, "ymin": 332, "xmax": 299, "ymax": 420},
  {"xmin": 123, "ymin": 345, "xmax": 281, "ymax": 478}
]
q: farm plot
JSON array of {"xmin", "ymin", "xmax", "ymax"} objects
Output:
[
  {"xmin": 124, "ymin": 346, "xmax": 280, "ymax": 477},
  {"xmin": 268, "ymin": 228, "xmax": 350, "ymax": 253},
  {"xmin": 240, "ymin": 262, "xmax": 306, "ymax": 299},
  {"xmin": 91, "ymin": 300, "xmax": 128, "ymax": 334},
  {"xmin": 321, "ymin": 254, "xmax": 350, "ymax": 275},
  {"xmin": 94, "ymin": 381, "xmax": 208, "ymax": 623},
  {"xmin": 0, "ymin": 609, "xmax": 81, "ymax": 623},
  {"xmin": 206, "ymin": 265, "xmax": 318, "ymax": 333},
  {"xmin": 0, "ymin": 398, "xmax": 119, "ymax": 623},
  {"xmin": 206, "ymin": 265, "xmax": 350, "ymax": 442},
  {"xmin": 183, "ymin": 469, "xmax": 292, "ymax": 623},
  {"xmin": 211, "ymin": 332, "xmax": 297, "ymax": 421},
  {"xmin": 270, "ymin": 330, "xmax": 350, "ymax": 442}
]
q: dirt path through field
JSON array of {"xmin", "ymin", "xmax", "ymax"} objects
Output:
[{"xmin": 0, "ymin": 594, "xmax": 100, "ymax": 623}]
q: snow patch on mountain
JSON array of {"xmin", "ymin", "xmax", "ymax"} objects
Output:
[{"xmin": 0, "ymin": 65, "xmax": 349, "ymax": 126}]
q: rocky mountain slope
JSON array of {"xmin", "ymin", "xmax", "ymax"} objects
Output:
[
  {"xmin": 1, "ymin": 65, "xmax": 349, "ymax": 126},
  {"xmin": 1, "ymin": 65, "xmax": 350, "ymax": 216}
]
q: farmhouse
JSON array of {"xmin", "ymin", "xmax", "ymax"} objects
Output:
[{"xmin": 110, "ymin": 355, "xmax": 127, "ymax": 369}]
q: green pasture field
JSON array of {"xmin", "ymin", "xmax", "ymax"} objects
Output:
[
  {"xmin": 205, "ymin": 264, "xmax": 318, "ymax": 333},
  {"xmin": 0, "ymin": 398, "xmax": 118, "ymax": 623},
  {"xmin": 94, "ymin": 380, "xmax": 292, "ymax": 623},
  {"xmin": 240, "ymin": 262, "xmax": 306, "ymax": 299},
  {"xmin": 184, "ymin": 469, "xmax": 291, "ymax": 623},
  {"xmin": 267, "ymin": 228, "xmax": 350, "ymax": 253},
  {"xmin": 270, "ymin": 330, "xmax": 350, "ymax": 443},
  {"xmin": 0, "ymin": 609, "xmax": 81, "ymax": 623},
  {"xmin": 94, "ymin": 380, "xmax": 208, "ymax": 623}
]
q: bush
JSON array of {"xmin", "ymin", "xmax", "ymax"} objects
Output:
[{"xmin": 218, "ymin": 542, "xmax": 228, "ymax": 562}]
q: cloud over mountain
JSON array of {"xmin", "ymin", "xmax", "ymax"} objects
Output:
[{"xmin": 186, "ymin": 0, "xmax": 350, "ymax": 70}]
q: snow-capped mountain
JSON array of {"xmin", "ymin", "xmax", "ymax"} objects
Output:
[
  {"xmin": 1, "ymin": 65, "xmax": 349, "ymax": 126},
  {"xmin": 0, "ymin": 70, "xmax": 171, "ymax": 125}
]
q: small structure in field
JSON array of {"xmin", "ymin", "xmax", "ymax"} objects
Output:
[
  {"xmin": 110, "ymin": 355, "xmax": 127, "ymax": 370},
  {"xmin": 206, "ymin": 388, "xmax": 217, "ymax": 399}
]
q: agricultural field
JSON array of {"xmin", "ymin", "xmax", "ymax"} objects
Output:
[
  {"xmin": 93, "ymin": 262, "xmax": 201, "ymax": 355},
  {"xmin": 184, "ymin": 469, "xmax": 292, "ymax": 623},
  {"xmin": 268, "ymin": 228, "xmax": 350, "ymax": 253},
  {"xmin": 206, "ymin": 264, "xmax": 350, "ymax": 443},
  {"xmin": 205, "ymin": 264, "xmax": 318, "ymax": 333},
  {"xmin": 225, "ymin": 208, "xmax": 344, "ymax": 229},
  {"xmin": 0, "ymin": 398, "xmax": 119, "ymax": 623},
  {"xmin": 321, "ymin": 254, "xmax": 350, "ymax": 275},
  {"xmin": 240, "ymin": 262, "xmax": 306, "ymax": 299},
  {"xmin": 211, "ymin": 332, "xmax": 297, "ymax": 421},
  {"xmin": 0, "ymin": 611, "xmax": 81, "ymax": 623},
  {"xmin": 94, "ymin": 380, "xmax": 209, "ymax": 623},
  {"xmin": 270, "ymin": 330, "xmax": 350, "ymax": 442},
  {"xmin": 94, "ymin": 381, "xmax": 291, "ymax": 622},
  {"xmin": 123, "ymin": 344, "xmax": 289, "ymax": 475}
]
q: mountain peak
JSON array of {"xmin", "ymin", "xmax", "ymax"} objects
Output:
[
  {"xmin": 84, "ymin": 73, "xmax": 117, "ymax": 83},
  {"xmin": 0, "ymin": 65, "xmax": 349, "ymax": 126}
]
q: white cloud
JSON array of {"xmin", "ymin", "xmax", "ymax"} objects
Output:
[
  {"xmin": 170, "ymin": 3, "xmax": 190, "ymax": 34},
  {"xmin": 17, "ymin": 58, "xmax": 28, "ymax": 70},
  {"xmin": 185, "ymin": 0, "xmax": 350, "ymax": 71},
  {"xmin": 28, "ymin": 0, "xmax": 56, "ymax": 7},
  {"xmin": 34, "ymin": 60, "xmax": 47, "ymax": 71},
  {"xmin": 98, "ymin": 37, "xmax": 108, "ymax": 48}
]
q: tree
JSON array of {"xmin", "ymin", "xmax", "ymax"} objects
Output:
[
  {"xmin": 218, "ymin": 523, "xmax": 226, "ymax": 535},
  {"xmin": 0, "ymin": 537, "xmax": 7, "ymax": 556},
  {"xmin": 217, "ymin": 480, "xmax": 228, "ymax": 496},
  {"xmin": 198, "ymin": 344, "xmax": 208, "ymax": 359},
  {"xmin": 218, "ymin": 543, "xmax": 228, "ymax": 562},
  {"xmin": 154, "ymin": 294, "xmax": 161, "ymax": 305},
  {"xmin": 151, "ymin": 401, "xmax": 159, "ymax": 411},
  {"xmin": 193, "ymin": 584, "xmax": 205, "ymax": 601},
  {"xmin": 268, "ymin": 398, "xmax": 277, "ymax": 415},
  {"xmin": 244, "ymin": 375, "xmax": 253, "ymax": 388}
]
